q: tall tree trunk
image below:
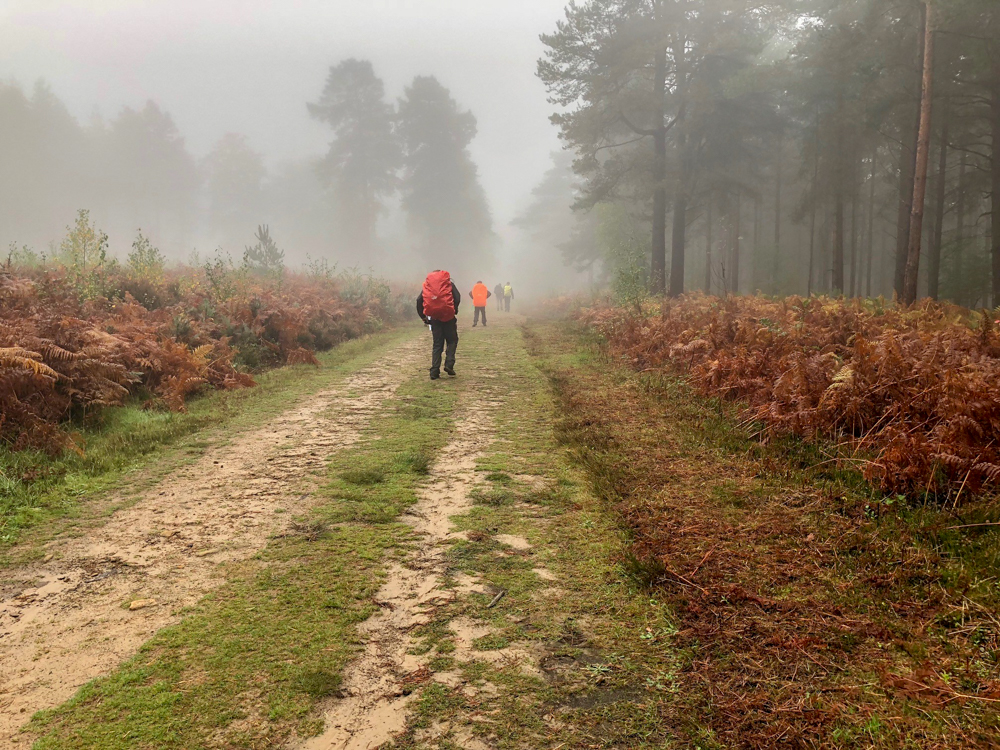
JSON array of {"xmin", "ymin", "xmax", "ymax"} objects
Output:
[
  {"xmin": 850, "ymin": 188, "xmax": 859, "ymax": 297},
  {"xmin": 774, "ymin": 142, "xmax": 782, "ymax": 254},
  {"xmin": 705, "ymin": 194, "xmax": 713, "ymax": 294},
  {"xmin": 955, "ymin": 146, "xmax": 967, "ymax": 305},
  {"xmin": 668, "ymin": 36, "xmax": 688, "ymax": 299},
  {"xmin": 732, "ymin": 190, "xmax": 742, "ymax": 295},
  {"xmin": 834, "ymin": 193, "xmax": 846, "ymax": 294},
  {"xmin": 774, "ymin": 145, "xmax": 783, "ymax": 295},
  {"xmin": 807, "ymin": 208, "xmax": 817, "ymax": 296},
  {"xmin": 988, "ymin": 221, "xmax": 994, "ymax": 309},
  {"xmin": 866, "ymin": 149, "xmax": 877, "ymax": 298},
  {"xmin": 893, "ymin": 121, "xmax": 918, "ymax": 296},
  {"xmin": 752, "ymin": 195, "xmax": 761, "ymax": 292},
  {"xmin": 669, "ymin": 190, "xmax": 687, "ymax": 297},
  {"xmin": 895, "ymin": 3, "xmax": 927, "ymax": 298},
  {"xmin": 808, "ymin": 118, "xmax": 820, "ymax": 296},
  {"xmin": 929, "ymin": 97, "xmax": 950, "ymax": 301},
  {"xmin": 833, "ymin": 93, "xmax": 846, "ymax": 294},
  {"xmin": 881, "ymin": 221, "xmax": 890, "ymax": 297},
  {"xmin": 903, "ymin": 0, "xmax": 936, "ymax": 306},
  {"xmin": 821, "ymin": 215, "xmax": 832, "ymax": 292},
  {"xmin": 796, "ymin": 224, "xmax": 804, "ymax": 294},
  {"xmin": 992, "ymin": 56, "xmax": 1000, "ymax": 309},
  {"xmin": 650, "ymin": 44, "xmax": 668, "ymax": 296}
]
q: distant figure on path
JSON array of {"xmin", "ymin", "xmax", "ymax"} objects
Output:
[
  {"xmin": 416, "ymin": 270, "xmax": 460, "ymax": 380},
  {"xmin": 470, "ymin": 280, "xmax": 491, "ymax": 327},
  {"xmin": 503, "ymin": 282, "xmax": 514, "ymax": 312},
  {"xmin": 493, "ymin": 283, "xmax": 504, "ymax": 311}
]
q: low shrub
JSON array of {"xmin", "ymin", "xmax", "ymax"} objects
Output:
[
  {"xmin": 583, "ymin": 294, "xmax": 1000, "ymax": 498},
  {"xmin": 0, "ymin": 258, "xmax": 410, "ymax": 453}
]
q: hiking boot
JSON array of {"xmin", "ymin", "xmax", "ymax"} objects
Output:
[
  {"xmin": 430, "ymin": 372, "xmax": 440, "ymax": 380},
  {"xmin": 444, "ymin": 367, "xmax": 456, "ymax": 377}
]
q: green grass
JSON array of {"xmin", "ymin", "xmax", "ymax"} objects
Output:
[
  {"xmin": 26, "ymin": 318, "xmax": 688, "ymax": 749},
  {"xmin": 26, "ymin": 331, "xmax": 460, "ymax": 749},
  {"xmin": 390, "ymin": 321, "xmax": 685, "ymax": 749},
  {"xmin": 29, "ymin": 524, "xmax": 393, "ymax": 748},
  {"xmin": 319, "ymin": 381, "xmax": 457, "ymax": 526},
  {"xmin": 30, "ymin": 315, "xmax": 999, "ymax": 749},
  {"xmin": 0, "ymin": 327, "xmax": 416, "ymax": 563}
]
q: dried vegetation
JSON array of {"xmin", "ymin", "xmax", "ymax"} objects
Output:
[
  {"xmin": 533, "ymin": 319, "xmax": 1000, "ymax": 748},
  {"xmin": 0, "ymin": 258, "xmax": 406, "ymax": 454},
  {"xmin": 584, "ymin": 294, "xmax": 1000, "ymax": 498}
]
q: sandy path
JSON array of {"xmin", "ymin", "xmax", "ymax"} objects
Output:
[
  {"xmin": 295, "ymin": 373, "xmax": 525, "ymax": 750},
  {"xmin": 0, "ymin": 335, "xmax": 424, "ymax": 747}
]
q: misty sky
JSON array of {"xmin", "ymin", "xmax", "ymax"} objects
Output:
[{"xmin": 0, "ymin": 0, "xmax": 568, "ymax": 230}]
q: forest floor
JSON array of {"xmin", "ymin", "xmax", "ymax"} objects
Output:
[{"xmin": 2, "ymin": 314, "xmax": 998, "ymax": 749}]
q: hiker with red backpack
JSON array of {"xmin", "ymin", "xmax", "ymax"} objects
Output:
[{"xmin": 416, "ymin": 270, "xmax": 461, "ymax": 380}]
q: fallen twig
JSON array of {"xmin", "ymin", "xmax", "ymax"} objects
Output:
[
  {"xmin": 486, "ymin": 590, "xmax": 506, "ymax": 609},
  {"xmin": 664, "ymin": 568, "xmax": 709, "ymax": 596},
  {"xmin": 945, "ymin": 522, "xmax": 1000, "ymax": 530},
  {"xmin": 689, "ymin": 547, "xmax": 715, "ymax": 577}
]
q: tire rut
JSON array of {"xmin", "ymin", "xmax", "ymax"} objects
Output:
[
  {"xmin": 294, "ymin": 372, "xmax": 518, "ymax": 750},
  {"xmin": 0, "ymin": 335, "xmax": 424, "ymax": 747}
]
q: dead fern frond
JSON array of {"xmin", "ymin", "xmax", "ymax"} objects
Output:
[{"xmin": 581, "ymin": 293, "xmax": 1000, "ymax": 499}]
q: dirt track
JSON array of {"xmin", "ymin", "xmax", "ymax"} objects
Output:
[
  {"xmin": 0, "ymin": 336, "xmax": 424, "ymax": 748},
  {"xmin": 294, "ymin": 380, "xmax": 530, "ymax": 750}
]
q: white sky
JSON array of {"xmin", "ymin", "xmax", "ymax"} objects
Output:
[{"xmin": 0, "ymin": 0, "xmax": 569, "ymax": 226}]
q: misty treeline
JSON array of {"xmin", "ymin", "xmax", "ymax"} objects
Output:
[
  {"xmin": 0, "ymin": 63, "xmax": 493, "ymax": 278},
  {"xmin": 519, "ymin": 0, "xmax": 999, "ymax": 307}
]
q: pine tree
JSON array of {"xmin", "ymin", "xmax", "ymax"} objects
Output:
[
  {"xmin": 539, "ymin": 0, "xmax": 776, "ymax": 297},
  {"xmin": 308, "ymin": 59, "xmax": 400, "ymax": 263},
  {"xmin": 397, "ymin": 76, "xmax": 493, "ymax": 275},
  {"xmin": 204, "ymin": 133, "xmax": 266, "ymax": 248}
]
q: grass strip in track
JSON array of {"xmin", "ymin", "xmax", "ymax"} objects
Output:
[{"xmin": 388, "ymin": 321, "xmax": 687, "ymax": 749}]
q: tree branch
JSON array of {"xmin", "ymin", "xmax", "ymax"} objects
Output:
[
  {"xmin": 594, "ymin": 136, "xmax": 648, "ymax": 154},
  {"xmin": 618, "ymin": 111, "xmax": 658, "ymax": 137}
]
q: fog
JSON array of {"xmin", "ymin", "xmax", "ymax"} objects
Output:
[
  {"xmin": 0, "ymin": 0, "xmax": 575, "ymax": 289},
  {"xmin": 7, "ymin": 1, "xmax": 990, "ymax": 307}
]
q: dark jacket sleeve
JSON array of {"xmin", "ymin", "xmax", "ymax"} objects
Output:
[
  {"xmin": 416, "ymin": 292, "xmax": 424, "ymax": 320},
  {"xmin": 452, "ymin": 283, "xmax": 461, "ymax": 314}
]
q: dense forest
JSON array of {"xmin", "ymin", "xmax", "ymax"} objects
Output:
[{"xmin": 518, "ymin": 0, "xmax": 999, "ymax": 306}]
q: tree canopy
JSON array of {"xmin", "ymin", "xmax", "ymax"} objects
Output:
[
  {"xmin": 539, "ymin": 0, "xmax": 1000, "ymax": 306},
  {"xmin": 397, "ymin": 75, "xmax": 494, "ymax": 276},
  {"xmin": 308, "ymin": 59, "xmax": 401, "ymax": 263}
]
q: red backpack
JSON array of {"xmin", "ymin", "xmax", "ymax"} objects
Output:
[{"xmin": 422, "ymin": 270, "xmax": 455, "ymax": 322}]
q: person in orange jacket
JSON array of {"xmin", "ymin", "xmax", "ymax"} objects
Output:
[{"xmin": 470, "ymin": 280, "xmax": 491, "ymax": 327}]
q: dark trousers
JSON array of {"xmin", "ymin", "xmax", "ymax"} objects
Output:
[
  {"xmin": 430, "ymin": 319, "xmax": 458, "ymax": 377},
  {"xmin": 495, "ymin": 296, "xmax": 503, "ymax": 310},
  {"xmin": 473, "ymin": 306, "xmax": 487, "ymax": 326},
  {"xmin": 504, "ymin": 296, "xmax": 511, "ymax": 312}
]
